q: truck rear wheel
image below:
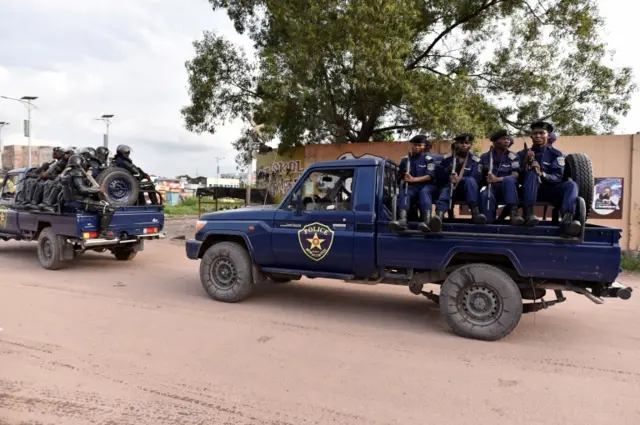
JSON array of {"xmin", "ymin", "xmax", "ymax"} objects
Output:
[
  {"xmin": 200, "ymin": 241, "xmax": 253, "ymax": 302},
  {"xmin": 113, "ymin": 247, "xmax": 137, "ymax": 261},
  {"xmin": 439, "ymin": 263, "xmax": 522, "ymax": 341},
  {"xmin": 37, "ymin": 227, "xmax": 66, "ymax": 270}
]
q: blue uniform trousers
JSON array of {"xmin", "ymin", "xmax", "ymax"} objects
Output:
[
  {"xmin": 398, "ymin": 184, "xmax": 438, "ymax": 212},
  {"xmin": 435, "ymin": 178, "xmax": 479, "ymax": 212},
  {"xmin": 480, "ymin": 177, "xmax": 519, "ymax": 222},
  {"xmin": 522, "ymin": 171, "xmax": 578, "ymax": 214}
]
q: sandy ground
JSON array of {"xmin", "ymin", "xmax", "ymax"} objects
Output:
[{"xmin": 1, "ymin": 218, "xmax": 640, "ymax": 425}]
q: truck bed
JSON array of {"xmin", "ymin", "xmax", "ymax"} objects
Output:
[
  {"xmin": 377, "ymin": 220, "xmax": 621, "ymax": 283},
  {"xmin": 0, "ymin": 205, "xmax": 164, "ymax": 240}
]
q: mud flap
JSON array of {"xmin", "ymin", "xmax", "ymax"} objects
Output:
[{"xmin": 60, "ymin": 237, "xmax": 75, "ymax": 261}]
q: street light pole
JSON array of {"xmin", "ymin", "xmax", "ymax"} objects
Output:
[
  {"xmin": 0, "ymin": 121, "xmax": 9, "ymax": 174},
  {"xmin": 1, "ymin": 95, "xmax": 38, "ymax": 168},
  {"xmin": 214, "ymin": 156, "xmax": 225, "ymax": 186},
  {"xmin": 95, "ymin": 114, "xmax": 114, "ymax": 149}
]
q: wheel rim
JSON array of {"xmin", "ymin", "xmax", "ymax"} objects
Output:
[
  {"xmin": 210, "ymin": 258, "xmax": 238, "ymax": 289},
  {"xmin": 42, "ymin": 238, "xmax": 53, "ymax": 261},
  {"xmin": 107, "ymin": 178, "xmax": 131, "ymax": 202},
  {"xmin": 458, "ymin": 285, "xmax": 503, "ymax": 325}
]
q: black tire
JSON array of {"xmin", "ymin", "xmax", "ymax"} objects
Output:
[
  {"xmin": 37, "ymin": 227, "xmax": 66, "ymax": 270},
  {"xmin": 199, "ymin": 241, "xmax": 253, "ymax": 302},
  {"xmin": 439, "ymin": 263, "xmax": 523, "ymax": 341},
  {"xmin": 96, "ymin": 167, "xmax": 140, "ymax": 207},
  {"xmin": 113, "ymin": 247, "xmax": 137, "ymax": 261},
  {"xmin": 563, "ymin": 153, "xmax": 594, "ymax": 219}
]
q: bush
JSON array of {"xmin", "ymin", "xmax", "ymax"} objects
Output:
[{"xmin": 621, "ymin": 252, "xmax": 640, "ymax": 273}]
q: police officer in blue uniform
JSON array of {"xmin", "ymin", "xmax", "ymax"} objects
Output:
[
  {"xmin": 389, "ymin": 135, "xmax": 440, "ymax": 233},
  {"xmin": 518, "ymin": 120, "xmax": 580, "ymax": 236},
  {"xmin": 434, "ymin": 133, "xmax": 487, "ymax": 225},
  {"xmin": 479, "ymin": 129, "xmax": 525, "ymax": 225}
]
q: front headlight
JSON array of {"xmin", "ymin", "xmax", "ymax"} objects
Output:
[{"xmin": 195, "ymin": 220, "xmax": 206, "ymax": 234}]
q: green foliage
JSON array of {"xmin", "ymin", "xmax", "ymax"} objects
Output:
[
  {"xmin": 181, "ymin": 0, "xmax": 636, "ymax": 163},
  {"xmin": 621, "ymin": 252, "xmax": 640, "ymax": 273}
]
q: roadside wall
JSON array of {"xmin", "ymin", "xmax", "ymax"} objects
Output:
[{"xmin": 257, "ymin": 135, "xmax": 639, "ymax": 250}]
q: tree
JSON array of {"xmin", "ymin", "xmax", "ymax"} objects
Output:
[{"xmin": 181, "ymin": 0, "xmax": 636, "ymax": 165}]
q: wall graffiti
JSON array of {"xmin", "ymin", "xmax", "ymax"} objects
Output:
[{"xmin": 256, "ymin": 160, "xmax": 303, "ymax": 201}]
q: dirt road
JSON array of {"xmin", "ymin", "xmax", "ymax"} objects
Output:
[{"xmin": 1, "ymin": 223, "xmax": 640, "ymax": 424}]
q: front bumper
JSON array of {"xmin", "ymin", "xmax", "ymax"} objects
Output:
[
  {"xmin": 79, "ymin": 232, "xmax": 166, "ymax": 249},
  {"xmin": 186, "ymin": 239, "xmax": 202, "ymax": 260}
]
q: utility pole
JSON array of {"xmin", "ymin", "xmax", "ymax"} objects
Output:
[
  {"xmin": 1, "ymin": 95, "xmax": 38, "ymax": 168},
  {"xmin": 214, "ymin": 156, "xmax": 225, "ymax": 186},
  {"xmin": 0, "ymin": 121, "xmax": 9, "ymax": 174}
]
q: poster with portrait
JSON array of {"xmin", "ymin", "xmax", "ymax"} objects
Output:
[{"xmin": 592, "ymin": 178, "xmax": 623, "ymax": 219}]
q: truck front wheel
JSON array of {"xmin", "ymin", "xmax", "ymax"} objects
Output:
[
  {"xmin": 439, "ymin": 263, "xmax": 523, "ymax": 341},
  {"xmin": 200, "ymin": 241, "xmax": 253, "ymax": 303}
]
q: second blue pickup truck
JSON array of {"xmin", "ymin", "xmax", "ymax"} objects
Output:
[
  {"xmin": 186, "ymin": 157, "xmax": 631, "ymax": 341},
  {"xmin": 0, "ymin": 167, "xmax": 165, "ymax": 269}
]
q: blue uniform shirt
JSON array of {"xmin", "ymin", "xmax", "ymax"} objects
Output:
[
  {"xmin": 397, "ymin": 153, "xmax": 438, "ymax": 187},
  {"xmin": 436, "ymin": 153, "xmax": 482, "ymax": 186},
  {"xmin": 480, "ymin": 150, "xmax": 520, "ymax": 178},
  {"xmin": 517, "ymin": 145, "xmax": 564, "ymax": 184}
]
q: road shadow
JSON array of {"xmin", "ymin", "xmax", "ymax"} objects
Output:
[{"xmin": 190, "ymin": 278, "xmax": 451, "ymax": 336}]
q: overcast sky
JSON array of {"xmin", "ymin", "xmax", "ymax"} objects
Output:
[{"xmin": 0, "ymin": 0, "xmax": 637, "ymax": 178}]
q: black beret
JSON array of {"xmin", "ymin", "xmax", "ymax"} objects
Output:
[
  {"xmin": 530, "ymin": 120, "xmax": 555, "ymax": 133},
  {"xmin": 453, "ymin": 132, "xmax": 474, "ymax": 143},
  {"xmin": 490, "ymin": 129, "xmax": 509, "ymax": 142},
  {"xmin": 409, "ymin": 135, "xmax": 429, "ymax": 145}
]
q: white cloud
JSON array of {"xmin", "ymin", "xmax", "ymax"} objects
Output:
[{"xmin": 0, "ymin": 0, "xmax": 255, "ymax": 177}]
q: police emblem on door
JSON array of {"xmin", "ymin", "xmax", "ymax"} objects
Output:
[{"xmin": 298, "ymin": 222, "xmax": 335, "ymax": 261}]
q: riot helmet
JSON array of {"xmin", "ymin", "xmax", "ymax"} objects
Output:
[
  {"xmin": 96, "ymin": 146, "xmax": 110, "ymax": 162},
  {"xmin": 116, "ymin": 144, "xmax": 131, "ymax": 157},
  {"xmin": 67, "ymin": 154, "xmax": 86, "ymax": 168},
  {"xmin": 80, "ymin": 147, "xmax": 97, "ymax": 160}
]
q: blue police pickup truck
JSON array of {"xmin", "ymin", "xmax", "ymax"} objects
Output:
[
  {"xmin": 0, "ymin": 167, "xmax": 165, "ymax": 270},
  {"xmin": 185, "ymin": 157, "xmax": 631, "ymax": 341}
]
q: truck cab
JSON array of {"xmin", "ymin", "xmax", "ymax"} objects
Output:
[{"xmin": 186, "ymin": 157, "xmax": 631, "ymax": 341}]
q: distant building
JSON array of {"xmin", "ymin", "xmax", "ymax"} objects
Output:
[
  {"xmin": 206, "ymin": 177, "xmax": 241, "ymax": 188},
  {"xmin": 1, "ymin": 145, "xmax": 54, "ymax": 171}
]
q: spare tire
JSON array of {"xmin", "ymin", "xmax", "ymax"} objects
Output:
[
  {"xmin": 96, "ymin": 168, "xmax": 140, "ymax": 207},
  {"xmin": 563, "ymin": 153, "xmax": 594, "ymax": 219}
]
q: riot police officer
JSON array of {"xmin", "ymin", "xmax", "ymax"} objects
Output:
[
  {"xmin": 62, "ymin": 154, "xmax": 116, "ymax": 239},
  {"xmin": 13, "ymin": 160, "xmax": 52, "ymax": 208},
  {"xmin": 389, "ymin": 135, "xmax": 441, "ymax": 233},
  {"xmin": 96, "ymin": 146, "xmax": 110, "ymax": 167},
  {"xmin": 434, "ymin": 133, "xmax": 486, "ymax": 224},
  {"xmin": 518, "ymin": 120, "xmax": 580, "ymax": 236},
  {"xmin": 15, "ymin": 147, "xmax": 63, "ymax": 208},
  {"xmin": 112, "ymin": 144, "xmax": 159, "ymax": 205},
  {"xmin": 479, "ymin": 130, "xmax": 525, "ymax": 225},
  {"xmin": 31, "ymin": 147, "xmax": 74, "ymax": 210},
  {"xmin": 79, "ymin": 147, "xmax": 103, "ymax": 178}
]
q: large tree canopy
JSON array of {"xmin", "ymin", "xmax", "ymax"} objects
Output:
[{"xmin": 181, "ymin": 0, "xmax": 636, "ymax": 164}]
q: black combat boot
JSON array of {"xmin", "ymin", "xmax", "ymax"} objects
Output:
[
  {"xmin": 99, "ymin": 214, "xmax": 115, "ymax": 240},
  {"xmin": 470, "ymin": 204, "xmax": 487, "ymax": 225},
  {"xmin": 38, "ymin": 186, "xmax": 58, "ymax": 213},
  {"xmin": 430, "ymin": 210, "xmax": 445, "ymax": 233},
  {"xmin": 510, "ymin": 205, "xmax": 525, "ymax": 226},
  {"xmin": 389, "ymin": 210, "xmax": 409, "ymax": 233},
  {"xmin": 523, "ymin": 205, "xmax": 538, "ymax": 227},
  {"xmin": 560, "ymin": 213, "xmax": 581, "ymax": 237},
  {"xmin": 418, "ymin": 210, "xmax": 432, "ymax": 233}
]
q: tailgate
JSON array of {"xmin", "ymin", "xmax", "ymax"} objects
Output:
[
  {"xmin": 77, "ymin": 206, "xmax": 164, "ymax": 239},
  {"xmin": 109, "ymin": 206, "xmax": 165, "ymax": 237}
]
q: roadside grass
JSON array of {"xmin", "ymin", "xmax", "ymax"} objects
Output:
[
  {"xmin": 621, "ymin": 252, "xmax": 640, "ymax": 273},
  {"xmin": 164, "ymin": 196, "xmax": 245, "ymax": 216}
]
